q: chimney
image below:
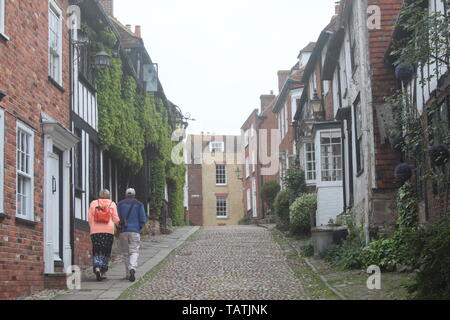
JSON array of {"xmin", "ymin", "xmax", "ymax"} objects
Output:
[
  {"xmin": 260, "ymin": 93, "xmax": 276, "ymax": 113},
  {"xmin": 99, "ymin": 0, "xmax": 114, "ymax": 16},
  {"xmin": 335, "ymin": 1, "xmax": 340, "ymax": 15},
  {"xmin": 135, "ymin": 25, "xmax": 142, "ymax": 37},
  {"xmin": 277, "ymin": 70, "xmax": 290, "ymax": 93},
  {"xmin": 126, "ymin": 24, "xmax": 132, "ymax": 31}
]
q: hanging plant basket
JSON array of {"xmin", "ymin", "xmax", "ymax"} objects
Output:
[
  {"xmin": 428, "ymin": 145, "xmax": 450, "ymax": 167},
  {"xmin": 395, "ymin": 62, "xmax": 414, "ymax": 82},
  {"xmin": 392, "ymin": 135, "xmax": 405, "ymax": 152},
  {"xmin": 395, "ymin": 163, "xmax": 412, "ymax": 183}
]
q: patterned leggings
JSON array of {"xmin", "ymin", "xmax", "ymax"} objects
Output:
[{"xmin": 91, "ymin": 233, "xmax": 114, "ymax": 273}]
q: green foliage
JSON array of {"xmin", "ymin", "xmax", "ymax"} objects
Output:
[
  {"xmin": 289, "ymin": 194, "xmax": 317, "ymax": 236},
  {"xmin": 282, "ymin": 163, "xmax": 307, "ymax": 198},
  {"xmin": 322, "ymin": 240, "xmax": 365, "ymax": 270},
  {"xmin": 386, "ymin": 0, "xmax": 449, "ymax": 184},
  {"xmin": 148, "ymin": 157, "xmax": 166, "ymax": 216},
  {"xmin": 260, "ymin": 181, "xmax": 281, "ymax": 212},
  {"xmin": 238, "ymin": 216, "xmax": 252, "ymax": 225},
  {"xmin": 361, "ymin": 237, "xmax": 405, "ymax": 272},
  {"xmin": 91, "ymin": 23, "xmax": 185, "ymax": 221},
  {"xmin": 396, "ymin": 182, "xmax": 419, "ymax": 232},
  {"xmin": 406, "ymin": 217, "xmax": 450, "ymax": 300},
  {"xmin": 391, "ymin": 0, "xmax": 450, "ymax": 73},
  {"xmin": 97, "ymin": 58, "xmax": 145, "ymax": 172},
  {"xmin": 300, "ymin": 243, "xmax": 314, "ymax": 257},
  {"xmin": 273, "ymin": 189, "xmax": 294, "ymax": 230},
  {"xmin": 167, "ymin": 162, "xmax": 186, "ymax": 226}
]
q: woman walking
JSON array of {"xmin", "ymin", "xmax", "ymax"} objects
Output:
[{"xmin": 88, "ymin": 189, "xmax": 120, "ymax": 281}]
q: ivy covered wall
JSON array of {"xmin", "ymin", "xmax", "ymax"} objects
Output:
[{"xmin": 86, "ymin": 21, "xmax": 186, "ymax": 224}]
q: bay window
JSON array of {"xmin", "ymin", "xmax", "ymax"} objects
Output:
[
  {"xmin": 320, "ymin": 130, "xmax": 342, "ymax": 182},
  {"xmin": 305, "ymin": 142, "xmax": 316, "ymax": 182}
]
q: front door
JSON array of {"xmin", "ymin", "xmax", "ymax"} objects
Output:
[
  {"xmin": 49, "ymin": 147, "xmax": 63, "ymax": 263},
  {"xmin": 252, "ymin": 178, "xmax": 257, "ymax": 218}
]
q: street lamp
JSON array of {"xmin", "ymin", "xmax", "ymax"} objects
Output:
[
  {"xmin": 93, "ymin": 50, "xmax": 111, "ymax": 69},
  {"xmin": 310, "ymin": 90, "xmax": 323, "ymax": 120}
]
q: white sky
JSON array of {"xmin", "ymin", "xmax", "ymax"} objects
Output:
[{"xmin": 115, "ymin": 0, "xmax": 338, "ymax": 135}]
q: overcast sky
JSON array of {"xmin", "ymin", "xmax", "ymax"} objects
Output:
[{"xmin": 115, "ymin": 0, "xmax": 338, "ymax": 135}]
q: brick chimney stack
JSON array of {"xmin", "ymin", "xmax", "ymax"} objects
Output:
[
  {"xmin": 335, "ymin": 1, "xmax": 341, "ymax": 15},
  {"xmin": 135, "ymin": 25, "xmax": 142, "ymax": 37},
  {"xmin": 277, "ymin": 70, "xmax": 290, "ymax": 93},
  {"xmin": 260, "ymin": 93, "xmax": 276, "ymax": 113},
  {"xmin": 99, "ymin": 0, "xmax": 114, "ymax": 16}
]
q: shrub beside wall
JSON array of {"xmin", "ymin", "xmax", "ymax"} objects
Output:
[{"xmin": 289, "ymin": 194, "xmax": 317, "ymax": 236}]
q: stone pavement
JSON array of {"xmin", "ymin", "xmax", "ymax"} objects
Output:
[
  {"xmin": 54, "ymin": 226, "xmax": 199, "ymax": 300},
  {"xmin": 127, "ymin": 225, "xmax": 306, "ymax": 300}
]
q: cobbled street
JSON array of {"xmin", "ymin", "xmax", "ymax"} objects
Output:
[{"xmin": 127, "ymin": 226, "xmax": 306, "ymax": 300}]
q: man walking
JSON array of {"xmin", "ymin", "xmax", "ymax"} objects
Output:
[{"xmin": 118, "ymin": 188, "xmax": 148, "ymax": 282}]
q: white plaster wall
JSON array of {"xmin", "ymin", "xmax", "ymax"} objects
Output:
[{"xmin": 316, "ymin": 186, "xmax": 344, "ymax": 226}]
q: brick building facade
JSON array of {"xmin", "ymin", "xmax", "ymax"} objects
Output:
[
  {"xmin": 0, "ymin": 0, "xmax": 74, "ymax": 298},
  {"xmin": 186, "ymin": 135, "xmax": 244, "ymax": 226}
]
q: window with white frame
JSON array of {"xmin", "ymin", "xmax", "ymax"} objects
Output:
[
  {"xmin": 16, "ymin": 122, "xmax": 34, "ymax": 220},
  {"xmin": 246, "ymin": 189, "xmax": 251, "ymax": 211},
  {"xmin": 320, "ymin": 130, "xmax": 342, "ymax": 182},
  {"xmin": 0, "ymin": 109, "xmax": 4, "ymax": 213},
  {"xmin": 354, "ymin": 96, "xmax": 364, "ymax": 173},
  {"xmin": 209, "ymin": 141, "xmax": 224, "ymax": 153},
  {"xmin": 216, "ymin": 197, "xmax": 228, "ymax": 218},
  {"xmin": 245, "ymin": 157, "xmax": 250, "ymax": 178},
  {"xmin": 49, "ymin": 0, "xmax": 62, "ymax": 84},
  {"xmin": 0, "ymin": 0, "xmax": 5, "ymax": 35},
  {"xmin": 284, "ymin": 103, "xmax": 289, "ymax": 135},
  {"xmin": 252, "ymin": 151, "xmax": 256, "ymax": 173},
  {"xmin": 305, "ymin": 142, "xmax": 316, "ymax": 182},
  {"xmin": 244, "ymin": 130, "xmax": 249, "ymax": 147},
  {"xmin": 216, "ymin": 164, "xmax": 227, "ymax": 185}
]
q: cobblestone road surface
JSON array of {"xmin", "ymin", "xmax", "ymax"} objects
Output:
[{"xmin": 128, "ymin": 225, "xmax": 306, "ymax": 300}]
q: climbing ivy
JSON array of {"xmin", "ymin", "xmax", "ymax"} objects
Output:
[
  {"xmin": 96, "ymin": 58, "xmax": 145, "ymax": 172},
  {"xmin": 86, "ymin": 20, "xmax": 186, "ymax": 221}
]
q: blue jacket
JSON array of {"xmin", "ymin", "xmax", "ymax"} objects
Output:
[{"xmin": 117, "ymin": 198, "xmax": 148, "ymax": 233}]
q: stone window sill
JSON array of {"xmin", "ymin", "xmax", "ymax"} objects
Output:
[
  {"xmin": 48, "ymin": 76, "xmax": 65, "ymax": 93},
  {"xmin": 15, "ymin": 217, "xmax": 38, "ymax": 227},
  {"xmin": 0, "ymin": 32, "xmax": 10, "ymax": 41}
]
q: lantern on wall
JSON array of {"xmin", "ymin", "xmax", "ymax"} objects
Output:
[
  {"xmin": 93, "ymin": 51, "xmax": 111, "ymax": 69},
  {"xmin": 429, "ymin": 145, "xmax": 450, "ymax": 167},
  {"xmin": 395, "ymin": 163, "xmax": 412, "ymax": 183}
]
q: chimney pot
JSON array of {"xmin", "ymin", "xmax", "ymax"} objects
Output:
[
  {"xmin": 277, "ymin": 70, "xmax": 290, "ymax": 93},
  {"xmin": 260, "ymin": 93, "xmax": 276, "ymax": 113},
  {"xmin": 135, "ymin": 25, "xmax": 142, "ymax": 37}
]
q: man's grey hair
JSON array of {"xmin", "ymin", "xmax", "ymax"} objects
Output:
[{"xmin": 99, "ymin": 189, "xmax": 111, "ymax": 199}]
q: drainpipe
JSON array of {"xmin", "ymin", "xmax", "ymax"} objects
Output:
[
  {"xmin": 69, "ymin": 27, "xmax": 76, "ymax": 265},
  {"xmin": 361, "ymin": 0, "xmax": 372, "ymax": 245}
]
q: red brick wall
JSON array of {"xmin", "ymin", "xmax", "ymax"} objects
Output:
[
  {"xmin": 73, "ymin": 229, "xmax": 92, "ymax": 269},
  {"xmin": 0, "ymin": 0, "xmax": 71, "ymax": 299},
  {"xmin": 367, "ymin": 0, "xmax": 403, "ymax": 190}
]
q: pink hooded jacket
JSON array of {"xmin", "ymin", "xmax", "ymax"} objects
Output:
[{"xmin": 88, "ymin": 199, "xmax": 121, "ymax": 235}]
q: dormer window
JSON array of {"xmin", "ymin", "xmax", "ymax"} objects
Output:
[{"xmin": 209, "ymin": 141, "xmax": 225, "ymax": 153}]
